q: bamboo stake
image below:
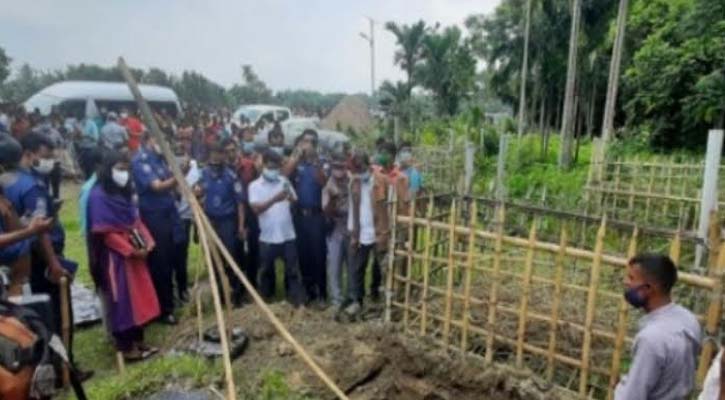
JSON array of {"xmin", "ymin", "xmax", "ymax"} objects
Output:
[
  {"xmin": 516, "ymin": 222, "xmax": 537, "ymax": 367},
  {"xmin": 420, "ymin": 195, "xmax": 435, "ymax": 336},
  {"xmin": 115, "ymin": 352, "xmax": 126, "ymax": 375},
  {"xmin": 579, "ymin": 217, "xmax": 606, "ymax": 396},
  {"xmin": 384, "ymin": 188, "xmax": 399, "ymax": 324},
  {"xmin": 59, "ymin": 276, "xmax": 70, "ymax": 386},
  {"xmin": 663, "ymin": 162, "xmax": 673, "ymax": 218},
  {"xmin": 546, "ymin": 228, "xmax": 568, "ymax": 380},
  {"xmin": 209, "ymin": 238, "xmax": 234, "ymax": 340},
  {"xmin": 443, "ymin": 199, "xmax": 457, "ymax": 346},
  {"xmin": 460, "ymin": 202, "xmax": 478, "ymax": 352},
  {"xmin": 403, "ymin": 198, "xmax": 417, "ymax": 330},
  {"xmin": 485, "ymin": 206, "xmax": 505, "ymax": 364},
  {"xmin": 669, "ymin": 231, "xmax": 681, "ymax": 266},
  {"xmin": 644, "ymin": 166, "xmax": 656, "ymax": 221},
  {"xmin": 607, "ymin": 226, "xmax": 638, "ymax": 399},
  {"xmin": 696, "ymin": 213, "xmax": 724, "ymax": 384},
  {"xmin": 118, "ymin": 58, "xmax": 347, "ymax": 400}
]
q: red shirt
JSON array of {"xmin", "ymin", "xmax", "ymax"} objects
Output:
[
  {"xmin": 121, "ymin": 117, "xmax": 144, "ymax": 151},
  {"xmin": 237, "ymin": 156, "xmax": 258, "ymax": 187}
]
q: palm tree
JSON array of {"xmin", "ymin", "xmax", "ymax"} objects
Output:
[
  {"xmin": 558, "ymin": 0, "xmax": 582, "ymax": 169},
  {"xmin": 385, "ymin": 20, "xmax": 428, "ymax": 97},
  {"xmin": 378, "ymin": 80, "xmax": 409, "ymax": 117},
  {"xmin": 601, "ymin": 0, "xmax": 630, "ymax": 144}
]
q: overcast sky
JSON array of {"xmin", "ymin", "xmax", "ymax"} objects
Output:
[{"xmin": 0, "ymin": 0, "xmax": 498, "ymax": 93}]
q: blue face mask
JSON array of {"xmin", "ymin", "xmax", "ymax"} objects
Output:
[
  {"xmin": 243, "ymin": 142, "xmax": 255, "ymax": 154},
  {"xmin": 262, "ymin": 168, "xmax": 280, "ymax": 182},
  {"xmin": 624, "ymin": 284, "xmax": 648, "ymax": 309},
  {"xmin": 270, "ymin": 146, "xmax": 284, "ymax": 156}
]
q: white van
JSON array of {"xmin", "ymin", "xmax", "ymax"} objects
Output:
[{"xmin": 24, "ymin": 81, "xmax": 182, "ymax": 118}]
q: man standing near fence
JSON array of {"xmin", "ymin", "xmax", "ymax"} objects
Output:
[{"xmin": 614, "ymin": 254, "xmax": 701, "ymax": 400}]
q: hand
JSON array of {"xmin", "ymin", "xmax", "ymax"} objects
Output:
[
  {"xmin": 193, "ymin": 185, "xmax": 204, "ymax": 198},
  {"xmin": 131, "ymin": 248, "xmax": 149, "ymax": 259},
  {"xmin": 28, "ymin": 216, "xmax": 54, "ymax": 234},
  {"xmin": 273, "ymin": 190, "xmax": 289, "ymax": 203},
  {"xmin": 47, "ymin": 261, "xmax": 70, "ymax": 284},
  {"xmin": 237, "ymin": 227, "xmax": 247, "ymax": 240}
]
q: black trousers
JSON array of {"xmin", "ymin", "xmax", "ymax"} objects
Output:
[
  {"xmin": 241, "ymin": 205, "xmax": 259, "ymax": 291},
  {"xmin": 77, "ymin": 145, "xmax": 97, "ymax": 180},
  {"xmin": 209, "ymin": 216, "xmax": 243, "ymax": 302},
  {"xmin": 173, "ymin": 219, "xmax": 191, "ymax": 297},
  {"xmin": 140, "ymin": 208, "xmax": 175, "ymax": 316},
  {"xmin": 258, "ymin": 241, "xmax": 306, "ymax": 306},
  {"xmin": 294, "ymin": 212, "xmax": 327, "ymax": 301}
]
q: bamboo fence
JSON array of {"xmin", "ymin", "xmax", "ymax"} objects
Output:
[
  {"xmin": 411, "ymin": 144, "xmax": 466, "ymax": 193},
  {"xmin": 386, "ymin": 194, "xmax": 725, "ymax": 399},
  {"xmin": 585, "ymin": 156, "xmax": 725, "ymax": 230}
]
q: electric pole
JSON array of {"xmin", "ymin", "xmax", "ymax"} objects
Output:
[{"xmin": 360, "ymin": 17, "xmax": 376, "ymax": 97}]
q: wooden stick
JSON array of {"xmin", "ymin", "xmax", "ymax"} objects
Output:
[
  {"xmin": 644, "ymin": 166, "xmax": 656, "ymax": 222},
  {"xmin": 119, "ymin": 57, "xmax": 347, "ymax": 399},
  {"xmin": 516, "ymin": 221, "xmax": 536, "ymax": 367},
  {"xmin": 460, "ymin": 201, "xmax": 478, "ymax": 352},
  {"xmin": 420, "ymin": 195, "xmax": 435, "ymax": 336},
  {"xmin": 403, "ymin": 198, "xmax": 416, "ymax": 330},
  {"xmin": 579, "ymin": 217, "xmax": 606, "ymax": 396},
  {"xmin": 115, "ymin": 352, "xmax": 126, "ymax": 375},
  {"xmin": 384, "ymin": 189, "xmax": 399, "ymax": 324},
  {"xmin": 209, "ymin": 238, "xmax": 234, "ymax": 340},
  {"xmin": 442, "ymin": 199, "xmax": 457, "ymax": 346},
  {"xmin": 696, "ymin": 213, "xmax": 724, "ymax": 384},
  {"xmin": 546, "ymin": 228, "xmax": 567, "ymax": 380},
  {"xmin": 607, "ymin": 226, "xmax": 638, "ymax": 399},
  {"xmin": 485, "ymin": 206, "xmax": 505, "ymax": 364},
  {"xmin": 669, "ymin": 231, "xmax": 681, "ymax": 265},
  {"xmin": 59, "ymin": 276, "xmax": 70, "ymax": 386}
]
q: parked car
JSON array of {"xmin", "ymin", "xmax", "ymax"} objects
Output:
[{"xmin": 24, "ymin": 81, "xmax": 182, "ymax": 118}]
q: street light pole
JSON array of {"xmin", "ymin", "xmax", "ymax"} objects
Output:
[{"xmin": 360, "ymin": 17, "xmax": 376, "ymax": 97}]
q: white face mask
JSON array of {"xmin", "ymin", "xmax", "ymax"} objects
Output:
[
  {"xmin": 33, "ymin": 158, "xmax": 55, "ymax": 175},
  {"xmin": 112, "ymin": 168, "xmax": 130, "ymax": 188}
]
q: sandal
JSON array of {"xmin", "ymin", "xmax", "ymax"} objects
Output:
[
  {"xmin": 122, "ymin": 349, "xmax": 145, "ymax": 363},
  {"xmin": 138, "ymin": 344, "xmax": 160, "ymax": 357}
]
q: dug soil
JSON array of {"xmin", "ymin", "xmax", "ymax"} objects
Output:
[{"xmin": 170, "ymin": 302, "xmax": 563, "ymax": 400}]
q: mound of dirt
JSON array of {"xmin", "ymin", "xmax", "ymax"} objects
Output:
[
  {"xmin": 172, "ymin": 302, "xmax": 562, "ymax": 400},
  {"xmin": 321, "ymin": 96, "xmax": 373, "ymax": 134}
]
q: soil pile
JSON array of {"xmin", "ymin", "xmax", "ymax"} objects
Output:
[{"xmin": 321, "ymin": 96, "xmax": 373, "ymax": 135}]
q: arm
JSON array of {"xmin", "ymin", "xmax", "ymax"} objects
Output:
[
  {"xmin": 0, "ymin": 217, "xmax": 52, "ymax": 247},
  {"xmin": 103, "ymin": 232, "xmax": 136, "ymax": 258},
  {"xmin": 350, "ymin": 179, "xmax": 361, "ymax": 247},
  {"xmin": 151, "ymin": 177, "xmax": 177, "ymax": 192},
  {"xmin": 282, "ymin": 150, "xmax": 301, "ymax": 177},
  {"xmin": 237, "ymin": 203, "xmax": 246, "ymax": 239},
  {"xmin": 250, "ymin": 192, "xmax": 286, "ymax": 215},
  {"xmin": 613, "ymin": 337, "xmax": 661, "ymax": 400}
]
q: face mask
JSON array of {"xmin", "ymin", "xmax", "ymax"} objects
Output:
[
  {"xmin": 376, "ymin": 153, "xmax": 391, "ymax": 167},
  {"xmin": 262, "ymin": 168, "xmax": 280, "ymax": 182},
  {"xmin": 120, "ymin": 112, "xmax": 129, "ymax": 119},
  {"xmin": 624, "ymin": 284, "xmax": 648, "ymax": 309},
  {"xmin": 242, "ymin": 142, "xmax": 256, "ymax": 154},
  {"xmin": 398, "ymin": 152, "xmax": 412, "ymax": 164},
  {"xmin": 33, "ymin": 158, "xmax": 55, "ymax": 175},
  {"xmin": 112, "ymin": 168, "xmax": 129, "ymax": 188},
  {"xmin": 270, "ymin": 146, "xmax": 284, "ymax": 156}
]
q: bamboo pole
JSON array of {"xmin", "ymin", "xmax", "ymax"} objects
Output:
[
  {"xmin": 384, "ymin": 188, "xmax": 399, "ymax": 324},
  {"xmin": 516, "ymin": 222, "xmax": 537, "ymax": 367},
  {"xmin": 644, "ymin": 166, "xmax": 656, "ymax": 221},
  {"xmin": 118, "ymin": 58, "xmax": 348, "ymax": 400},
  {"xmin": 403, "ymin": 198, "xmax": 417, "ymax": 330},
  {"xmin": 607, "ymin": 226, "xmax": 638, "ymax": 399},
  {"xmin": 420, "ymin": 195, "xmax": 435, "ymax": 336},
  {"xmin": 443, "ymin": 199, "xmax": 457, "ymax": 346},
  {"xmin": 546, "ymin": 228, "xmax": 568, "ymax": 380},
  {"xmin": 669, "ymin": 231, "xmax": 681, "ymax": 266},
  {"xmin": 460, "ymin": 202, "xmax": 478, "ymax": 352},
  {"xmin": 579, "ymin": 217, "xmax": 606, "ymax": 396},
  {"xmin": 696, "ymin": 213, "xmax": 724, "ymax": 384},
  {"xmin": 485, "ymin": 206, "xmax": 505, "ymax": 364},
  {"xmin": 209, "ymin": 238, "xmax": 234, "ymax": 340}
]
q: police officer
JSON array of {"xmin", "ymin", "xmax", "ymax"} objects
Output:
[
  {"xmin": 194, "ymin": 142, "xmax": 246, "ymax": 306},
  {"xmin": 0, "ymin": 132, "xmax": 91, "ymax": 378},
  {"xmin": 283, "ymin": 129, "xmax": 327, "ymax": 304},
  {"xmin": 131, "ymin": 132, "xmax": 180, "ymax": 325}
]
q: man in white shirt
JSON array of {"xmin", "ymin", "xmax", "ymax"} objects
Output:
[{"xmin": 248, "ymin": 149, "xmax": 306, "ymax": 306}]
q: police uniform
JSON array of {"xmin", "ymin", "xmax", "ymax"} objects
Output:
[
  {"xmin": 0, "ymin": 168, "xmax": 74, "ymax": 355},
  {"xmin": 131, "ymin": 146, "xmax": 181, "ymax": 317},
  {"xmin": 292, "ymin": 161, "xmax": 327, "ymax": 301},
  {"xmin": 199, "ymin": 165, "xmax": 245, "ymax": 302}
]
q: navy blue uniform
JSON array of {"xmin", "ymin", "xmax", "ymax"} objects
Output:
[
  {"xmin": 0, "ymin": 168, "xmax": 75, "ymax": 360},
  {"xmin": 292, "ymin": 161, "xmax": 327, "ymax": 301},
  {"xmin": 132, "ymin": 146, "xmax": 181, "ymax": 316},
  {"xmin": 199, "ymin": 165, "xmax": 245, "ymax": 303}
]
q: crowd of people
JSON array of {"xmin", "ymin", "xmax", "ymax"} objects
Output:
[{"xmin": 0, "ymin": 103, "xmax": 722, "ymax": 399}]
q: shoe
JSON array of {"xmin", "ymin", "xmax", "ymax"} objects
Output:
[
  {"xmin": 344, "ymin": 302, "xmax": 361, "ymax": 317},
  {"xmin": 159, "ymin": 314, "xmax": 178, "ymax": 326}
]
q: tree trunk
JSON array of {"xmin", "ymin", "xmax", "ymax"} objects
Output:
[
  {"xmin": 587, "ymin": 82, "xmax": 597, "ymax": 139},
  {"xmin": 517, "ymin": 0, "xmax": 533, "ymax": 138},
  {"xmin": 601, "ymin": 0, "xmax": 630, "ymax": 144},
  {"xmin": 554, "ymin": 94, "xmax": 562, "ymax": 132},
  {"xmin": 539, "ymin": 93, "xmax": 547, "ymax": 137},
  {"xmin": 558, "ymin": 0, "xmax": 582, "ymax": 169}
]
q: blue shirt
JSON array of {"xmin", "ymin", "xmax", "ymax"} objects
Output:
[
  {"xmin": 199, "ymin": 166, "xmax": 245, "ymax": 218},
  {"xmin": 405, "ymin": 167, "xmax": 423, "ymax": 194},
  {"xmin": 0, "ymin": 216, "xmax": 32, "ymax": 265},
  {"xmin": 131, "ymin": 146, "xmax": 176, "ymax": 213},
  {"xmin": 78, "ymin": 174, "xmax": 97, "ymax": 237},
  {"xmin": 293, "ymin": 162, "xmax": 323, "ymax": 209},
  {"xmin": 0, "ymin": 168, "xmax": 65, "ymax": 251}
]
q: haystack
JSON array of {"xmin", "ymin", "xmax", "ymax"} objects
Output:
[{"xmin": 321, "ymin": 95, "xmax": 373, "ymax": 134}]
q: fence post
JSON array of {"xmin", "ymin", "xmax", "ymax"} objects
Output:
[
  {"xmin": 696, "ymin": 129, "xmax": 724, "ymax": 267},
  {"xmin": 394, "ymin": 116, "xmax": 400, "ymax": 147},
  {"xmin": 496, "ymin": 134, "xmax": 509, "ymax": 201},
  {"xmin": 464, "ymin": 141, "xmax": 476, "ymax": 195}
]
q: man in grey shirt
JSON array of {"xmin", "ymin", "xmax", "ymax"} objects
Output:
[
  {"xmin": 615, "ymin": 254, "xmax": 702, "ymax": 400},
  {"xmin": 100, "ymin": 111, "xmax": 128, "ymax": 150}
]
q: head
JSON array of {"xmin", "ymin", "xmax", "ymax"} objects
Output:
[
  {"xmin": 119, "ymin": 108, "xmax": 129, "ymax": 119},
  {"xmin": 20, "ymin": 132, "xmax": 55, "ymax": 175},
  {"xmin": 209, "ymin": 142, "xmax": 226, "ymax": 167},
  {"xmin": 221, "ymin": 138, "xmax": 238, "ymax": 166},
  {"xmin": 349, "ymin": 149, "xmax": 371, "ymax": 176},
  {"xmin": 143, "ymin": 132, "xmax": 162, "ymax": 154},
  {"xmin": 297, "ymin": 129, "xmax": 319, "ymax": 155},
  {"xmin": 261, "ymin": 149, "xmax": 283, "ymax": 182},
  {"xmin": 98, "ymin": 150, "xmax": 133, "ymax": 197},
  {"xmin": 624, "ymin": 254, "xmax": 678, "ymax": 311},
  {"xmin": 268, "ymin": 127, "xmax": 284, "ymax": 147},
  {"xmin": 0, "ymin": 133, "xmax": 22, "ymax": 172},
  {"xmin": 330, "ymin": 151, "xmax": 348, "ymax": 181},
  {"xmin": 376, "ymin": 141, "xmax": 396, "ymax": 170},
  {"xmin": 242, "ymin": 127, "xmax": 256, "ymax": 143},
  {"xmin": 106, "ymin": 111, "xmax": 118, "ymax": 122}
]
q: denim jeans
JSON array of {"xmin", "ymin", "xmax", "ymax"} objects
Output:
[
  {"xmin": 326, "ymin": 226, "xmax": 349, "ymax": 307},
  {"xmin": 258, "ymin": 240, "xmax": 306, "ymax": 306}
]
